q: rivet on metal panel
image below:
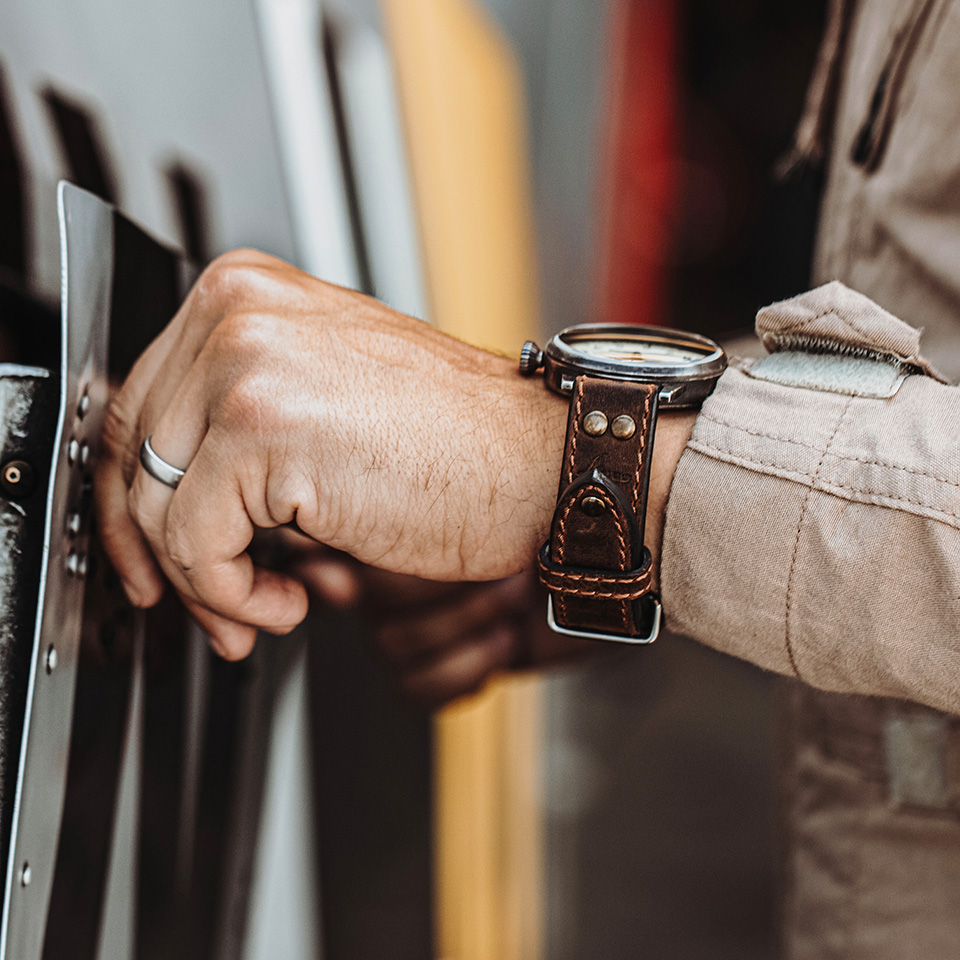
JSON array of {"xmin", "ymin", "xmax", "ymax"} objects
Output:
[
  {"xmin": 1, "ymin": 460, "xmax": 37, "ymax": 498},
  {"xmin": 45, "ymin": 647, "xmax": 58, "ymax": 675},
  {"xmin": 66, "ymin": 512, "xmax": 82, "ymax": 538},
  {"xmin": 66, "ymin": 551, "xmax": 87, "ymax": 580},
  {"xmin": 19, "ymin": 863, "xmax": 31, "ymax": 887},
  {"xmin": 67, "ymin": 438, "xmax": 80, "ymax": 466},
  {"xmin": 77, "ymin": 389, "xmax": 90, "ymax": 419}
]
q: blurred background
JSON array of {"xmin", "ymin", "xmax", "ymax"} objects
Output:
[{"xmin": 0, "ymin": 0, "xmax": 827, "ymax": 957}]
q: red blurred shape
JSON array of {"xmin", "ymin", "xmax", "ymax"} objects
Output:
[{"xmin": 595, "ymin": 0, "xmax": 678, "ymax": 327}]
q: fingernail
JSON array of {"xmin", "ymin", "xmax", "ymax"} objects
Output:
[
  {"xmin": 121, "ymin": 578, "xmax": 144, "ymax": 607},
  {"xmin": 207, "ymin": 636, "xmax": 227, "ymax": 660}
]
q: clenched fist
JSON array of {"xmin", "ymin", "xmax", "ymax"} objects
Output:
[{"xmin": 96, "ymin": 250, "xmax": 567, "ymax": 659}]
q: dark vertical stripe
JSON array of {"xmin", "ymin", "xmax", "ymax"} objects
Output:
[
  {"xmin": 0, "ymin": 64, "xmax": 27, "ymax": 283},
  {"xmin": 321, "ymin": 19, "xmax": 375, "ymax": 296},
  {"xmin": 134, "ymin": 608, "xmax": 188, "ymax": 960},
  {"xmin": 42, "ymin": 89, "xmax": 118, "ymax": 205},
  {"xmin": 41, "ymin": 645, "xmax": 134, "ymax": 960},
  {"xmin": 309, "ymin": 611, "xmax": 434, "ymax": 960},
  {"xmin": 165, "ymin": 162, "xmax": 212, "ymax": 265},
  {"xmin": 0, "ymin": 284, "xmax": 59, "ymax": 369},
  {"xmin": 107, "ymin": 212, "xmax": 180, "ymax": 378}
]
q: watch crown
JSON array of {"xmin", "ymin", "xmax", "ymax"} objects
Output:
[{"xmin": 519, "ymin": 341, "xmax": 544, "ymax": 376}]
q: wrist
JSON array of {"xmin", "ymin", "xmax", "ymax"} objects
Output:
[
  {"xmin": 470, "ymin": 356, "xmax": 568, "ymax": 576},
  {"xmin": 511, "ymin": 323, "xmax": 723, "ymax": 642},
  {"xmin": 645, "ymin": 409, "xmax": 697, "ymax": 584},
  {"xmin": 476, "ymin": 360, "xmax": 696, "ymax": 582}
]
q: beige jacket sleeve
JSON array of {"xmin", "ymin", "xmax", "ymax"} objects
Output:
[{"xmin": 660, "ymin": 280, "xmax": 960, "ymax": 715}]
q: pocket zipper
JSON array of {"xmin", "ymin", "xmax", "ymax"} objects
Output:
[
  {"xmin": 760, "ymin": 330, "xmax": 925, "ymax": 373},
  {"xmin": 850, "ymin": 0, "xmax": 946, "ymax": 172}
]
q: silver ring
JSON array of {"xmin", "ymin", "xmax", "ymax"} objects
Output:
[{"xmin": 139, "ymin": 435, "xmax": 186, "ymax": 489}]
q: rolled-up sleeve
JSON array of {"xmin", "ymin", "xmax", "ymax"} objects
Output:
[{"xmin": 660, "ymin": 281, "xmax": 960, "ymax": 715}]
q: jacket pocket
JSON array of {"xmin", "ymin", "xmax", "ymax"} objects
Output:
[{"xmin": 850, "ymin": 0, "xmax": 952, "ymax": 173}]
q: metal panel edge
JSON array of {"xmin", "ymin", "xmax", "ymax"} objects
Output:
[{"xmin": 0, "ymin": 181, "xmax": 113, "ymax": 960}]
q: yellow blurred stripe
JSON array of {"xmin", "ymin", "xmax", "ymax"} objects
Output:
[
  {"xmin": 380, "ymin": 0, "xmax": 539, "ymax": 349},
  {"xmin": 379, "ymin": 1, "xmax": 543, "ymax": 957}
]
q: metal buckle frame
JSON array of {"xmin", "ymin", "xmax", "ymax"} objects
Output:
[{"xmin": 546, "ymin": 595, "xmax": 662, "ymax": 645}]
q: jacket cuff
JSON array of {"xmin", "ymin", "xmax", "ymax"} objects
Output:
[{"xmin": 658, "ymin": 283, "xmax": 960, "ymax": 714}]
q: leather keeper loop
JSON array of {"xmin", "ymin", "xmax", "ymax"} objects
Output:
[{"xmin": 538, "ymin": 542, "xmax": 653, "ymax": 600}]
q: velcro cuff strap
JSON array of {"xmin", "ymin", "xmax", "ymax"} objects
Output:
[{"xmin": 538, "ymin": 542, "xmax": 653, "ymax": 601}]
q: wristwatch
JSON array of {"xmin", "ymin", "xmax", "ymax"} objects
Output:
[{"xmin": 519, "ymin": 324, "xmax": 726, "ymax": 644}]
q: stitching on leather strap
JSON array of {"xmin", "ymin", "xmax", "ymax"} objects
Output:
[
  {"xmin": 543, "ymin": 567, "xmax": 653, "ymax": 587},
  {"xmin": 539, "ymin": 575, "xmax": 651, "ymax": 601},
  {"xmin": 539, "ymin": 543, "xmax": 653, "ymax": 601},
  {"xmin": 632, "ymin": 389, "xmax": 652, "ymax": 519},
  {"xmin": 558, "ymin": 383, "xmax": 585, "ymax": 621},
  {"xmin": 566, "ymin": 383, "xmax": 584, "ymax": 487},
  {"xmin": 555, "ymin": 486, "xmax": 628, "ymax": 569},
  {"xmin": 554, "ymin": 486, "xmax": 634, "ymax": 628}
]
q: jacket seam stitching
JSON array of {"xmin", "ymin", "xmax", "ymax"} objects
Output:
[
  {"xmin": 698, "ymin": 413, "xmax": 960, "ymax": 487},
  {"xmin": 836, "ymin": 454, "xmax": 960, "ymax": 488},
  {"xmin": 698, "ymin": 412, "xmax": 833, "ymax": 450},
  {"xmin": 687, "ymin": 440, "xmax": 960, "ymax": 524},
  {"xmin": 784, "ymin": 397, "xmax": 852, "ymax": 681}
]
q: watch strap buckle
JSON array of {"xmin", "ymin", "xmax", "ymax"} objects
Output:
[{"xmin": 546, "ymin": 595, "xmax": 662, "ymax": 645}]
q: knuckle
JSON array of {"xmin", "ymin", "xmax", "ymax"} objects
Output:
[
  {"xmin": 194, "ymin": 251, "xmax": 260, "ymax": 304},
  {"xmin": 164, "ymin": 516, "xmax": 200, "ymax": 574},
  {"xmin": 193, "ymin": 250, "xmax": 283, "ymax": 311},
  {"xmin": 263, "ymin": 619, "xmax": 298, "ymax": 637},
  {"xmin": 204, "ymin": 312, "xmax": 279, "ymax": 373},
  {"xmin": 220, "ymin": 636, "xmax": 256, "ymax": 662},
  {"xmin": 213, "ymin": 364, "xmax": 293, "ymax": 444},
  {"xmin": 216, "ymin": 374, "xmax": 273, "ymax": 434}
]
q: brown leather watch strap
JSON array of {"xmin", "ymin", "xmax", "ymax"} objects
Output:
[{"xmin": 541, "ymin": 376, "xmax": 660, "ymax": 640}]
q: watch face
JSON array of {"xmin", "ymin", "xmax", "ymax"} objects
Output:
[
  {"xmin": 541, "ymin": 324, "xmax": 727, "ymax": 406},
  {"xmin": 563, "ymin": 333, "xmax": 710, "ymax": 365}
]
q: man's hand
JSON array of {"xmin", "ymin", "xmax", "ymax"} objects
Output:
[
  {"xmin": 96, "ymin": 250, "xmax": 568, "ymax": 659},
  {"xmin": 289, "ymin": 542, "xmax": 601, "ymax": 707}
]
